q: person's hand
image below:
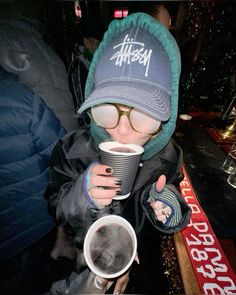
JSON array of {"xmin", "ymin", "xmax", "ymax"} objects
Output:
[
  {"xmin": 94, "ymin": 270, "xmax": 130, "ymax": 294},
  {"xmin": 112, "ymin": 270, "xmax": 130, "ymax": 294},
  {"xmin": 86, "ymin": 163, "xmax": 122, "ymax": 207},
  {"xmin": 149, "ymin": 175, "xmax": 172, "ymax": 223}
]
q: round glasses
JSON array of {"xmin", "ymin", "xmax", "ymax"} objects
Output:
[{"xmin": 90, "ymin": 104, "xmax": 162, "ymax": 135}]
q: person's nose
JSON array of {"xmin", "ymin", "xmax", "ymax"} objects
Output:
[{"xmin": 117, "ymin": 114, "xmax": 133, "ymax": 135}]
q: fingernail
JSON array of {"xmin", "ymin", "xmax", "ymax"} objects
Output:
[
  {"xmin": 115, "ymin": 190, "xmax": 123, "ymax": 196},
  {"xmin": 115, "ymin": 291, "xmax": 121, "ymax": 294},
  {"xmin": 115, "ymin": 179, "xmax": 122, "ymax": 186},
  {"xmin": 105, "ymin": 167, "xmax": 113, "ymax": 173}
]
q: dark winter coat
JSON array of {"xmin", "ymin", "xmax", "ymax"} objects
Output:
[
  {"xmin": 45, "ymin": 128, "xmax": 191, "ymax": 248},
  {"xmin": 0, "ymin": 68, "xmax": 65, "ymax": 263}
]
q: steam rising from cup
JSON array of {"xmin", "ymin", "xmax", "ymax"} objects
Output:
[
  {"xmin": 83, "ymin": 215, "xmax": 137, "ymax": 279},
  {"xmin": 99, "ymin": 141, "xmax": 144, "ymax": 200}
]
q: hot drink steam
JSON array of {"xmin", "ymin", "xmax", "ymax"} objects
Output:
[{"xmin": 90, "ymin": 224, "xmax": 133, "ymax": 274}]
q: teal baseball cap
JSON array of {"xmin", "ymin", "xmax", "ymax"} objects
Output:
[{"xmin": 79, "ymin": 26, "xmax": 172, "ymax": 122}]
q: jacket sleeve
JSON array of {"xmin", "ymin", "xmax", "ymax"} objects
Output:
[
  {"xmin": 44, "ymin": 135, "xmax": 121, "ymax": 243},
  {"xmin": 31, "ymin": 94, "xmax": 66, "ymax": 162},
  {"xmin": 141, "ymin": 184, "xmax": 191, "ymax": 234},
  {"xmin": 141, "ymin": 142, "xmax": 191, "ymax": 234}
]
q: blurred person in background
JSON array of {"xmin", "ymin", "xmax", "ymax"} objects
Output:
[
  {"xmin": 148, "ymin": 2, "xmax": 172, "ymax": 29},
  {"xmin": 130, "ymin": 1, "xmax": 172, "ymax": 30},
  {"xmin": 78, "ymin": 16, "xmax": 104, "ymax": 67},
  {"xmin": 68, "ymin": 16, "xmax": 105, "ymax": 127},
  {"xmin": 0, "ymin": 65, "xmax": 65, "ymax": 295},
  {"xmin": 0, "ymin": 1, "xmax": 79, "ymax": 132}
]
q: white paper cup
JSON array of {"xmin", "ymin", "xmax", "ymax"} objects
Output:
[
  {"xmin": 83, "ymin": 215, "xmax": 137, "ymax": 279},
  {"xmin": 99, "ymin": 141, "xmax": 144, "ymax": 200}
]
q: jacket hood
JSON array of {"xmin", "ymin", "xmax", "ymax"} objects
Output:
[{"xmin": 85, "ymin": 13, "xmax": 181, "ymax": 160}]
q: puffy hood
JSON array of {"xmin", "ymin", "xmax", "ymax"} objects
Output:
[
  {"xmin": 0, "ymin": 19, "xmax": 79, "ymax": 132},
  {"xmin": 84, "ymin": 13, "xmax": 181, "ymax": 160}
]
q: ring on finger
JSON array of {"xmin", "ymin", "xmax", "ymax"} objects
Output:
[
  {"xmin": 94, "ymin": 277, "xmax": 104, "ymax": 289},
  {"xmin": 162, "ymin": 209, "xmax": 169, "ymax": 219}
]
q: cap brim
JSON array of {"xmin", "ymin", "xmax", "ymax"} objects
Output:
[{"xmin": 78, "ymin": 81, "xmax": 170, "ymax": 121}]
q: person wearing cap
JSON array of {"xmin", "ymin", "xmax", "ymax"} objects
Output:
[
  {"xmin": 72, "ymin": 16, "xmax": 104, "ymax": 73},
  {"xmin": 148, "ymin": 2, "xmax": 172, "ymax": 29},
  {"xmin": 45, "ymin": 13, "xmax": 191, "ymax": 294},
  {"xmin": 68, "ymin": 16, "xmax": 104, "ymax": 126}
]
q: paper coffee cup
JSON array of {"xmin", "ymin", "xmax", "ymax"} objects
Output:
[
  {"xmin": 83, "ymin": 215, "xmax": 137, "ymax": 279},
  {"xmin": 99, "ymin": 141, "xmax": 144, "ymax": 200}
]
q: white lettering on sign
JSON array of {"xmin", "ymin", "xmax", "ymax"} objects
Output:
[
  {"xmin": 204, "ymin": 277, "xmax": 236, "ymax": 294},
  {"xmin": 110, "ymin": 34, "xmax": 152, "ymax": 77},
  {"xmin": 196, "ymin": 248, "xmax": 227, "ymax": 278},
  {"xmin": 189, "ymin": 203, "xmax": 201, "ymax": 214},
  {"xmin": 186, "ymin": 234, "xmax": 214, "ymax": 246},
  {"xmin": 181, "ymin": 187, "xmax": 192, "ymax": 195},
  {"xmin": 187, "ymin": 219, "xmax": 209, "ymax": 232}
]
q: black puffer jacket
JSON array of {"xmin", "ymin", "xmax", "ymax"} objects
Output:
[{"xmin": 0, "ymin": 66, "xmax": 65, "ymax": 263}]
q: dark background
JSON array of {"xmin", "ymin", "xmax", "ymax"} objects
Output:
[
  {"xmin": 42, "ymin": 0, "xmax": 236, "ymax": 117},
  {"xmin": 3, "ymin": 0, "xmax": 235, "ymax": 116}
]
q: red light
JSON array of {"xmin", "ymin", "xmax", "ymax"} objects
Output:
[
  {"xmin": 123, "ymin": 10, "xmax": 128, "ymax": 17},
  {"xmin": 114, "ymin": 9, "xmax": 123, "ymax": 18}
]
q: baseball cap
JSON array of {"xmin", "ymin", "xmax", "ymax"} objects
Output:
[{"xmin": 79, "ymin": 26, "xmax": 172, "ymax": 122}]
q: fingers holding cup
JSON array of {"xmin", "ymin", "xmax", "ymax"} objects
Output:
[{"xmin": 99, "ymin": 142, "xmax": 144, "ymax": 200}]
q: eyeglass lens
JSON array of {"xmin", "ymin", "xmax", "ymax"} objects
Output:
[{"xmin": 91, "ymin": 104, "xmax": 161, "ymax": 134}]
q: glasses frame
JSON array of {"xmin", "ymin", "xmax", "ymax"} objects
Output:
[{"xmin": 89, "ymin": 104, "xmax": 162, "ymax": 135}]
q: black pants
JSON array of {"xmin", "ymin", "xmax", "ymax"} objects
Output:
[{"xmin": 0, "ymin": 228, "xmax": 74, "ymax": 295}]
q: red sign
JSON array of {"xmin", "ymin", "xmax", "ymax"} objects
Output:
[
  {"xmin": 114, "ymin": 9, "xmax": 128, "ymax": 19},
  {"xmin": 180, "ymin": 167, "xmax": 236, "ymax": 294}
]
